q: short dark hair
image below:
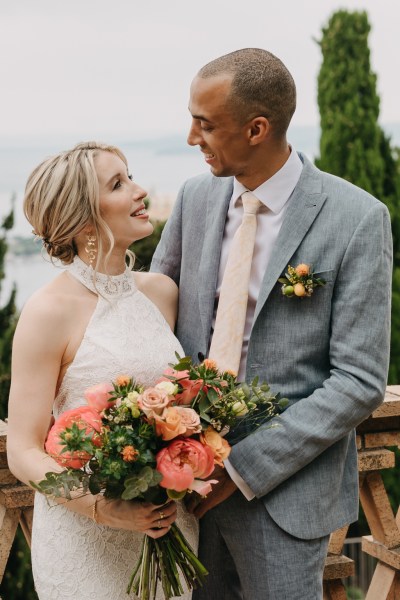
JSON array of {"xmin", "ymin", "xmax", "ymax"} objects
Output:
[{"xmin": 198, "ymin": 48, "xmax": 296, "ymax": 138}]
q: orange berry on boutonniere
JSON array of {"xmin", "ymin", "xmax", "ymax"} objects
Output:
[
  {"xmin": 294, "ymin": 283, "xmax": 306, "ymax": 297},
  {"xmin": 295, "ymin": 263, "xmax": 310, "ymax": 277}
]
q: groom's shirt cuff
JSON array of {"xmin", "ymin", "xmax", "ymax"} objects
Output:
[{"xmin": 224, "ymin": 458, "xmax": 255, "ymax": 501}]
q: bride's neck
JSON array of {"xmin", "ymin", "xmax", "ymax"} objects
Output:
[{"xmin": 77, "ymin": 250, "xmax": 127, "ymax": 275}]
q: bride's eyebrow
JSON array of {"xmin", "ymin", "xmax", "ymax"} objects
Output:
[{"xmin": 104, "ymin": 172, "xmax": 122, "ymax": 187}]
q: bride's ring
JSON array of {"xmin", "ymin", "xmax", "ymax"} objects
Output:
[
  {"xmin": 158, "ymin": 511, "xmax": 165, "ymax": 520},
  {"xmin": 157, "ymin": 519, "xmax": 162, "ymax": 529}
]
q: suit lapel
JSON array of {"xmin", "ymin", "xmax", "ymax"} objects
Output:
[
  {"xmin": 254, "ymin": 156, "xmax": 328, "ymax": 322},
  {"xmin": 197, "ymin": 177, "xmax": 233, "ymax": 346}
]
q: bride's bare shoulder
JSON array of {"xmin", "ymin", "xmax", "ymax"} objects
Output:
[
  {"xmin": 19, "ymin": 270, "xmax": 94, "ymax": 331},
  {"xmin": 134, "ymin": 271, "xmax": 178, "ymax": 298},
  {"xmin": 134, "ymin": 271, "xmax": 178, "ymax": 329}
]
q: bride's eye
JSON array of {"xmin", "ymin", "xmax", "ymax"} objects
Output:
[
  {"xmin": 113, "ymin": 179, "xmax": 122, "ymax": 190},
  {"xmin": 128, "ymin": 173, "xmax": 133, "ymax": 181}
]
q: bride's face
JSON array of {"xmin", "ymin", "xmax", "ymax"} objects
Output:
[{"xmin": 94, "ymin": 151, "xmax": 153, "ymax": 246}]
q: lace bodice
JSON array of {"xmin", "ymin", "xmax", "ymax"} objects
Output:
[
  {"xmin": 31, "ymin": 256, "xmax": 198, "ymax": 599},
  {"xmin": 54, "ymin": 256, "xmax": 183, "ymax": 417}
]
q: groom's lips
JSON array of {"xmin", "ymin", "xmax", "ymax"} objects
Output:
[{"xmin": 202, "ymin": 152, "xmax": 216, "ymax": 163}]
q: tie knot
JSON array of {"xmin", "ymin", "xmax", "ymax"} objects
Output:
[{"xmin": 241, "ymin": 191, "xmax": 262, "ymax": 215}]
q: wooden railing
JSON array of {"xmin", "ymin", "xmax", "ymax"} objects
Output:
[
  {"xmin": 323, "ymin": 385, "xmax": 400, "ymax": 599},
  {"xmin": 1, "ymin": 387, "xmax": 400, "ymax": 599}
]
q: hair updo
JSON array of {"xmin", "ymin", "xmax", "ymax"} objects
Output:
[{"xmin": 24, "ymin": 141, "xmax": 128, "ymax": 266}]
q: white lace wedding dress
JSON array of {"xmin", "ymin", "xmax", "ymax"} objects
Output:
[{"xmin": 31, "ymin": 256, "xmax": 199, "ymax": 599}]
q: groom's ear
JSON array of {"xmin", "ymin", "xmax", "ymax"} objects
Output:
[{"xmin": 247, "ymin": 116, "xmax": 270, "ymax": 146}]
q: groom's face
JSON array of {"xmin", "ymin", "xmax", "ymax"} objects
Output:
[{"xmin": 187, "ymin": 74, "xmax": 253, "ymax": 180}]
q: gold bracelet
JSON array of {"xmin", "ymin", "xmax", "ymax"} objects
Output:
[{"xmin": 92, "ymin": 496, "xmax": 99, "ymax": 523}]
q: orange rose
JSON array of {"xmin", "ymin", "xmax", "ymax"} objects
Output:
[
  {"xmin": 155, "ymin": 407, "xmax": 187, "ymax": 440},
  {"xmin": 200, "ymin": 426, "xmax": 231, "ymax": 467}
]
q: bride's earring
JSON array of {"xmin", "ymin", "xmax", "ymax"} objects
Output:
[{"xmin": 85, "ymin": 232, "xmax": 97, "ymax": 266}]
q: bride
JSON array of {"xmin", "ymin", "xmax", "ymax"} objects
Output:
[{"xmin": 6, "ymin": 141, "xmax": 198, "ymax": 599}]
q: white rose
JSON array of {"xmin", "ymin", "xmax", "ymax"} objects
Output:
[{"xmin": 155, "ymin": 381, "xmax": 178, "ymax": 396}]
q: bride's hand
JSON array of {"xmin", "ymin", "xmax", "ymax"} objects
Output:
[{"xmin": 95, "ymin": 497, "xmax": 177, "ymax": 539}]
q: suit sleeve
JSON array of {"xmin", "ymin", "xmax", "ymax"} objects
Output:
[
  {"xmin": 229, "ymin": 202, "xmax": 393, "ymax": 498},
  {"xmin": 150, "ymin": 184, "xmax": 185, "ymax": 285}
]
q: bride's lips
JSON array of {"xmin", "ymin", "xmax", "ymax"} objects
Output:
[{"xmin": 130, "ymin": 204, "xmax": 149, "ymax": 219}]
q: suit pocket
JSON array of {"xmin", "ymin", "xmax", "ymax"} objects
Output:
[{"xmin": 313, "ymin": 268, "xmax": 335, "ymax": 283}]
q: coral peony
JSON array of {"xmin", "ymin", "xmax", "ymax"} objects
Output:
[
  {"xmin": 84, "ymin": 382, "xmax": 115, "ymax": 412},
  {"xmin": 45, "ymin": 406, "xmax": 102, "ymax": 469},
  {"xmin": 156, "ymin": 438, "xmax": 215, "ymax": 492}
]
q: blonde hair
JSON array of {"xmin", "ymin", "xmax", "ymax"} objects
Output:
[{"xmin": 24, "ymin": 141, "xmax": 133, "ymax": 269}]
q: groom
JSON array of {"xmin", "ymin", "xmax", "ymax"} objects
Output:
[{"xmin": 151, "ymin": 48, "xmax": 393, "ymax": 599}]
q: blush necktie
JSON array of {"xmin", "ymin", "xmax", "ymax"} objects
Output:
[{"xmin": 208, "ymin": 191, "xmax": 262, "ymax": 375}]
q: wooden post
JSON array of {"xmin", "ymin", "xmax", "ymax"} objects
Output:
[{"xmin": 0, "ymin": 420, "xmax": 34, "ymax": 582}]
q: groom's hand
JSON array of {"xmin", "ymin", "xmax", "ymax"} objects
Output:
[{"xmin": 185, "ymin": 465, "xmax": 237, "ymax": 518}]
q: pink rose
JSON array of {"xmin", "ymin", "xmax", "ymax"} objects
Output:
[
  {"xmin": 156, "ymin": 438, "xmax": 215, "ymax": 492},
  {"xmin": 174, "ymin": 407, "xmax": 202, "ymax": 437},
  {"xmin": 137, "ymin": 387, "xmax": 171, "ymax": 418},
  {"xmin": 45, "ymin": 406, "xmax": 102, "ymax": 469},
  {"xmin": 158, "ymin": 368, "xmax": 203, "ymax": 405},
  {"xmin": 84, "ymin": 382, "xmax": 115, "ymax": 412}
]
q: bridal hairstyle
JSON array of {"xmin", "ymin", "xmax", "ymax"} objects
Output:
[
  {"xmin": 198, "ymin": 47, "xmax": 297, "ymax": 138},
  {"xmin": 23, "ymin": 141, "xmax": 134, "ymax": 270}
]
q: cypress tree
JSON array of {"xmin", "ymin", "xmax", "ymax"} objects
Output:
[{"xmin": 316, "ymin": 9, "xmax": 400, "ymax": 384}]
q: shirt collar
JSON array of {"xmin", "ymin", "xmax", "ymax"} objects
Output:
[{"xmin": 232, "ymin": 147, "xmax": 303, "ymax": 214}]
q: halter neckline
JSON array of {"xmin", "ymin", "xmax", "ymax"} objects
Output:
[{"xmin": 67, "ymin": 255, "xmax": 136, "ymax": 298}]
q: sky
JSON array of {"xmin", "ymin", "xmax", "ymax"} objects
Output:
[{"xmin": 1, "ymin": 0, "xmax": 399, "ymax": 146}]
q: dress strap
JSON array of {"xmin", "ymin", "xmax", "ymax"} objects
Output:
[{"xmin": 67, "ymin": 255, "xmax": 136, "ymax": 299}]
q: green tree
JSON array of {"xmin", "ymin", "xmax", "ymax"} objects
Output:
[
  {"xmin": 0, "ymin": 199, "xmax": 38, "ymax": 600},
  {"xmin": 316, "ymin": 9, "xmax": 400, "ymax": 384},
  {"xmin": 0, "ymin": 200, "xmax": 17, "ymax": 421},
  {"xmin": 131, "ymin": 220, "xmax": 166, "ymax": 272}
]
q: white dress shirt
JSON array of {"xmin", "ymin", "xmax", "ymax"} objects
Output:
[{"xmin": 217, "ymin": 147, "xmax": 303, "ymax": 499}]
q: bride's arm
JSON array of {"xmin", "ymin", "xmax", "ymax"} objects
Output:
[{"xmin": 7, "ymin": 288, "xmax": 176, "ymax": 539}]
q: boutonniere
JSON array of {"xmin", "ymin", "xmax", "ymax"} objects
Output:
[{"xmin": 278, "ymin": 263, "xmax": 326, "ymax": 298}]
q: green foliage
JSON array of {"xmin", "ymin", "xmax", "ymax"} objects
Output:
[
  {"xmin": 0, "ymin": 199, "xmax": 37, "ymax": 599},
  {"xmin": 316, "ymin": 10, "xmax": 384, "ymax": 196},
  {"xmin": 316, "ymin": 9, "xmax": 400, "ymax": 385},
  {"xmin": 0, "ymin": 204, "xmax": 18, "ymax": 421},
  {"xmin": 345, "ymin": 586, "xmax": 364, "ymax": 600},
  {"xmin": 131, "ymin": 220, "xmax": 166, "ymax": 271}
]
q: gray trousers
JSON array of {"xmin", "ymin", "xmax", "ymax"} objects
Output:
[{"xmin": 192, "ymin": 491, "xmax": 329, "ymax": 600}]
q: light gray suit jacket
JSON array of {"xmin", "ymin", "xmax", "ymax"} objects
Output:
[{"xmin": 151, "ymin": 153, "xmax": 393, "ymax": 539}]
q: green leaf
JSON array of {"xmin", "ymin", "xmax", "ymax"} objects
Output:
[
  {"xmin": 167, "ymin": 489, "xmax": 187, "ymax": 500},
  {"xmin": 206, "ymin": 387, "xmax": 219, "ymax": 403}
]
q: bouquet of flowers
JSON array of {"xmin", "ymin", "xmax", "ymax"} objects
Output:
[{"xmin": 32, "ymin": 355, "xmax": 287, "ymax": 599}]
